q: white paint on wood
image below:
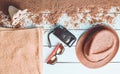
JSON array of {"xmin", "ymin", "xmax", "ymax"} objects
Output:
[
  {"xmin": 42, "ymin": 30, "xmax": 120, "ymax": 46},
  {"xmin": 43, "ymin": 63, "xmax": 120, "ymax": 74},
  {"xmin": 40, "ymin": 7, "xmax": 120, "ymax": 74},
  {"xmin": 43, "ymin": 29, "xmax": 120, "ymax": 74}
]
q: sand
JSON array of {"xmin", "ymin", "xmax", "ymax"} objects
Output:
[{"xmin": 0, "ymin": 0, "xmax": 120, "ymax": 25}]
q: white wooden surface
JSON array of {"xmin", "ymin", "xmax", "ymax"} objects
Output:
[
  {"xmin": 43, "ymin": 29, "xmax": 120, "ymax": 74},
  {"xmin": 42, "ymin": 12, "xmax": 120, "ymax": 74}
]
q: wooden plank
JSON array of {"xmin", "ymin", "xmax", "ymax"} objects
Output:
[
  {"xmin": 57, "ymin": 13, "xmax": 120, "ymax": 29},
  {"xmin": 42, "ymin": 30, "xmax": 120, "ymax": 46},
  {"xmin": 41, "ymin": 8, "xmax": 120, "ymax": 74},
  {"xmin": 42, "ymin": 29, "xmax": 86, "ymax": 46},
  {"xmin": 43, "ymin": 30, "xmax": 120, "ymax": 62},
  {"xmin": 43, "ymin": 46, "xmax": 120, "ymax": 63},
  {"xmin": 43, "ymin": 63, "xmax": 120, "ymax": 74},
  {"xmin": 41, "ymin": 13, "xmax": 120, "ymax": 29}
]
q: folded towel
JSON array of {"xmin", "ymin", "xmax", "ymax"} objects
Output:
[{"xmin": 0, "ymin": 28, "xmax": 42, "ymax": 74}]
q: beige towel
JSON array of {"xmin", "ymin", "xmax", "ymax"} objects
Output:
[{"xmin": 0, "ymin": 28, "xmax": 42, "ymax": 74}]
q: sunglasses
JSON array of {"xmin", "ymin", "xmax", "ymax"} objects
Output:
[{"xmin": 46, "ymin": 43, "xmax": 65, "ymax": 65}]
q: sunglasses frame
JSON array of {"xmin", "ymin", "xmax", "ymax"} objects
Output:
[{"xmin": 46, "ymin": 43, "xmax": 64, "ymax": 65}]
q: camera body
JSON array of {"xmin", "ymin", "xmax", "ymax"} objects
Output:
[{"xmin": 48, "ymin": 24, "xmax": 76, "ymax": 47}]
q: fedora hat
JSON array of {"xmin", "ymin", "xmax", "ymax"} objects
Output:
[{"xmin": 76, "ymin": 24, "xmax": 119, "ymax": 68}]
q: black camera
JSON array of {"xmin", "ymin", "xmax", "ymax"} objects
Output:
[{"xmin": 48, "ymin": 24, "xmax": 76, "ymax": 47}]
